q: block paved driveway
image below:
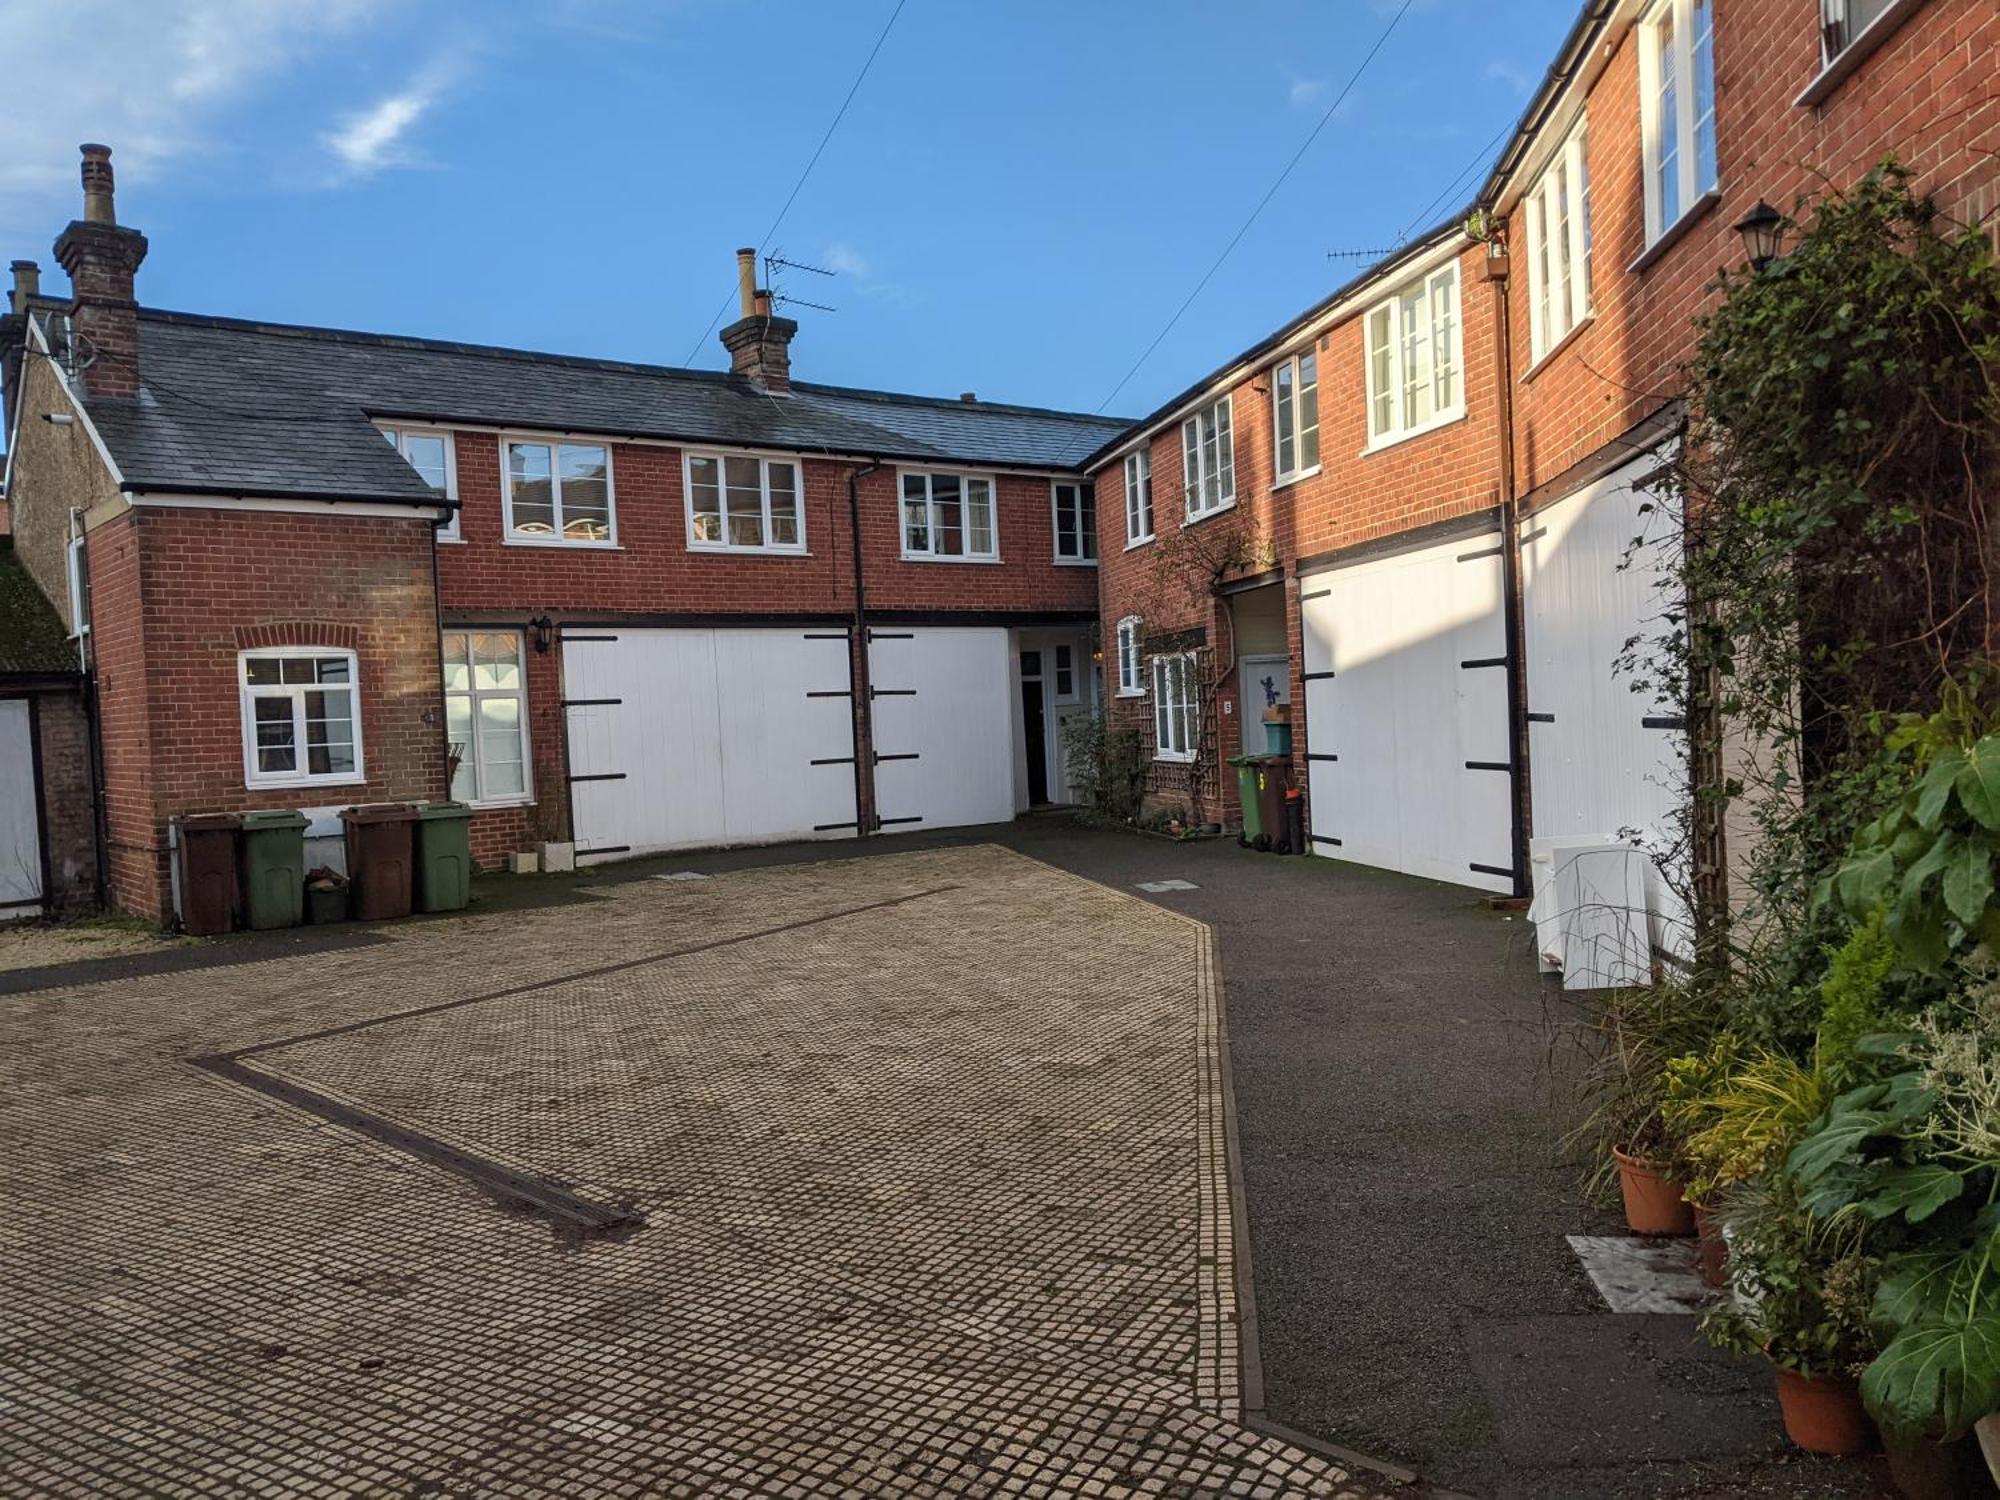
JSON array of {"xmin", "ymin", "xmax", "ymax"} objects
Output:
[{"xmin": 1, "ymin": 846, "xmax": 1388, "ymax": 1499}]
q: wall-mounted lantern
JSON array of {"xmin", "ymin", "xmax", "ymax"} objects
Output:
[
  {"xmin": 1734, "ymin": 200, "xmax": 1786, "ymax": 271},
  {"xmin": 530, "ymin": 615, "xmax": 555, "ymax": 654}
]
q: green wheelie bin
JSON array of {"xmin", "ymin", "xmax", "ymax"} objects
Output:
[
  {"xmin": 414, "ymin": 802, "xmax": 474, "ymax": 913},
  {"xmin": 239, "ymin": 809, "xmax": 308, "ymax": 930},
  {"xmin": 1227, "ymin": 754, "xmax": 1264, "ymax": 846}
]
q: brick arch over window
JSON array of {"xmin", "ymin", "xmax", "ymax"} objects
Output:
[{"xmin": 233, "ymin": 622, "xmax": 362, "ymax": 651}]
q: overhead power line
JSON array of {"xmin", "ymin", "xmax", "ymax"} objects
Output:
[
  {"xmin": 1095, "ymin": 0, "xmax": 1416, "ymax": 413},
  {"xmin": 1389, "ymin": 115, "xmax": 1519, "ymax": 248},
  {"xmin": 680, "ymin": 0, "xmax": 909, "ymax": 366}
]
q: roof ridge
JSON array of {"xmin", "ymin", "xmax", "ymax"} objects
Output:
[{"xmin": 791, "ymin": 379, "xmax": 1134, "ymax": 427}]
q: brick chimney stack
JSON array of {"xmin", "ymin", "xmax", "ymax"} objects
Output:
[
  {"xmin": 718, "ymin": 245, "xmax": 797, "ymax": 395},
  {"xmin": 53, "ymin": 144, "xmax": 148, "ymax": 398},
  {"xmin": 0, "ymin": 260, "xmax": 39, "ymax": 423}
]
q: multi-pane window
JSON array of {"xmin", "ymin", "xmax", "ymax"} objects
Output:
[
  {"xmin": 66, "ymin": 534, "xmax": 90, "ymax": 642},
  {"xmin": 503, "ymin": 439, "xmax": 613, "ymax": 544},
  {"xmin": 1123, "ymin": 450, "xmax": 1154, "ymax": 545},
  {"xmin": 1052, "ymin": 481, "xmax": 1096, "ymax": 563},
  {"xmin": 240, "ymin": 649, "xmax": 360, "ymax": 787},
  {"xmin": 1525, "ymin": 124, "xmax": 1594, "ymax": 361},
  {"xmin": 1272, "ymin": 351, "xmax": 1320, "ymax": 482},
  {"xmin": 1364, "ymin": 262, "xmax": 1463, "ymax": 445},
  {"xmin": 381, "ymin": 427, "xmax": 458, "ymax": 539},
  {"xmin": 1180, "ymin": 396, "xmax": 1235, "ymax": 520},
  {"xmin": 685, "ymin": 452, "xmax": 804, "ymax": 553},
  {"xmin": 443, "ymin": 631, "xmax": 529, "ymax": 805},
  {"xmin": 1053, "ymin": 643, "xmax": 1078, "ymax": 702},
  {"xmin": 1640, "ymin": 0, "xmax": 1718, "ymax": 246},
  {"xmin": 1820, "ymin": 0, "xmax": 1895, "ymax": 61},
  {"xmin": 1116, "ymin": 617, "xmax": 1143, "ymax": 695},
  {"xmin": 1152, "ymin": 653, "xmax": 1197, "ymax": 762},
  {"xmin": 900, "ymin": 470, "xmax": 998, "ymax": 560}
]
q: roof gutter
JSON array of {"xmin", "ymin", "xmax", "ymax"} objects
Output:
[{"xmin": 1474, "ymin": 0, "xmax": 1620, "ymax": 212}]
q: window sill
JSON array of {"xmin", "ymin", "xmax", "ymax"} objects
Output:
[
  {"xmin": 1154, "ymin": 751, "xmax": 1197, "ymax": 765},
  {"xmin": 1054, "ymin": 556, "xmax": 1099, "ymax": 568},
  {"xmin": 687, "ymin": 542, "xmax": 812, "ymax": 558},
  {"xmin": 1124, "ymin": 534, "xmax": 1156, "ymax": 552},
  {"xmin": 1183, "ymin": 499, "xmax": 1239, "ymax": 528},
  {"xmin": 900, "ymin": 553, "xmax": 1004, "ymax": 565},
  {"xmin": 1629, "ymin": 190, "xmax": 1721, "ymax": 275},
  {"xmin": 503, "ymin": 536, "xmax": 622, "ymax": 551},
  {"xmin": 1272, "ymin": 465, "xmax": 1322, "ymax": 492},
  {"xmin": 1361, "ymin": 407, "xmax": 1468, "ymax": 457},
  {"xmin": 245, "ymin": 774, "xmax": 367, "ymax": 793},
  {"xmin": 1522, "ymin": 315, "xmax": 1596, "ymax": 382},
  {"xmin": 437, "ymin": 535, "xmax": 466, "ymax": 544},
  {"xmin": 1796, "ymin": 0, "xmax": 1926, "ymax": 106},
  {"xmin": 465, "ymin": 795, "xmax": 533, "ymax": 811},
  {"xmin": 1116, "ymin": 688, "xmax": 1147, "ymax": 699}
]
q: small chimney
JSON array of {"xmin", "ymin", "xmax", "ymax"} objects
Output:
[
  {"xmin": 52, "ymin": 143, "xmax": 148, "ymax": 398},
  {"xmin": 959, "ymin": 392, "xmax": 977, "ymax": 403},
  {"xmin": 719, "ymin": 246, "xmax": 797, "ymax": 396},
  {"xmin": 9, "ymin": 261, "xmax": 40, "ymax": 314}
]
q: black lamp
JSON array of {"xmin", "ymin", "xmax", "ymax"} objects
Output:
[
  {"xmin": 1734, "ymin": 199, "xmax": 1785, "ymax": 271},
  {"xmin": 530, "ymin": 614, "xmax": 555, "ymax": 654}
]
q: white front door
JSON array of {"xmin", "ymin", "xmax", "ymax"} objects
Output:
[
  {"xmin": 1237, "ymin": 654, "xmax": 1289, "ymax": 754},
  {"xmin": 0, "ymin": 699, "xmax": 44, "ymax": 917},
  {"xmin": 868, "ymin": 626, "xmax": 1015, "ymax": 830},
  {"xmin": 1300, "ymin": 524, "xmax": 1515, "ymax": 894}
]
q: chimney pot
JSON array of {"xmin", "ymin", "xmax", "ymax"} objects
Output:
[
  {"xmin": 736, "ymin": 247, "xmax": 758, "ymax": 319},
  {"xmin": 79, "ymin": 143, "xmax": 116, "ymax": 225},
  {"xmin": 754, "ymin": 288, "xmax": 772, "ymax": 318},
  {"xmin": 9, "ymin": 261, "xmax": 39, "ymax": 315},
  {"xmin": 959, "ymin": 392, "xmax": 977, "ymax": 403}
]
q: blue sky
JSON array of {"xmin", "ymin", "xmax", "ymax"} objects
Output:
[{"xmin": 1, "ymin": 0, "xmax": 1578, "ymax": 419}]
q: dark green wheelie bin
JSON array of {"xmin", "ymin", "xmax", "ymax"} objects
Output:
[
  {"xmin": 414, "ymin": 802, "xmax": 474, "ymax": 913},
  {"xmin": 239, "ymin": 809, "xmax": 308, "ymax": 930},
  {"xmin": 1227, "ymin": 754, "xmax": 1264, "ymax": 845}
]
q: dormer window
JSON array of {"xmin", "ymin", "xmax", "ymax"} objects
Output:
[{"xmin": 380, "ymin": 426, "xmax": 458, "ymax": 540}]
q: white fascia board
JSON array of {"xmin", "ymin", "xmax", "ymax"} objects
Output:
[
  {"xmin": 20, "ymin": 316, "xmax": 128, "ymax": 488},
  {"xmin": 127, "ymin": 491, "xmax": 451, "ymax": 521}
]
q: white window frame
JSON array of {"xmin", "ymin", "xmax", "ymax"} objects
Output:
[
  {"xmin": 682, "ymin": 449, "xmax": 807, "ymax": 555},
  {"xmin": 1820, "ymin": 0, "xmax": 1899, "ymax": 64},
  {"xmin": 1362, "ymin": 261, "xmax": 1465, "ymax": 450},
  {"xmin": 1270, "ymin": 350, "xmax": 1321, "ymax": 485},
  {"xmin": 499, "ymin": 433, "xmax": 617, "ymax": 549},
  {"xmin": 1524, "ymin": 123, "xmax": 1594, "ymax": 364},
  {"xmin": 1637, "ymin": 0, "xmax": 1719, "ymax": 249},
  {"xmin": 238, "ymin": 646, "xmax": 365, "ymax": 790},
  {"xmin": 380, "ymin": 426, "xmax": 460, "ymax": 541},
  {"xmin": 1052, "ymin": 642, "xmax": 1080, "ymax": 703},
  {"xmin": 897, "ymin": 467, "xmax": 1001, "ymax": 563},
  {"xmin": 442, "ymin": 630, "xmax": 533, "ymax": 808},
  {"xmin": 1116, "ymin": 616, "xmax": 1144, "ymax": 696},
  {"xmin": 1123, "ymin": 450, "xmax": 1154, "ymax": 547},
  {"xmin": 65, "ymin": 531, "xmax": 90, "ymax": 642},
  {"xmin": 1180, "ymin": 395, "xmax": 1236, "ymax": 522},
  {"xmin": 1051, "ymin": 480, "xmax": 1097, "ymax": 565},
  {"xmin": 1152, "ymin": 652, "xmax": 1197, "ymax": 763}
]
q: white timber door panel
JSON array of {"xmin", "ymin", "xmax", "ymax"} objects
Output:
[
  {"xmin": 868, "ymin": 626, "xmax": 1015, "ymax": 831},
  {"xmin": 0, "ymin": 699, "xmax": 44, "ymax": 916},
  {"xmin": 1300, "ymin": 524, "xmax": 1515, "ymax": 894},
  {"xmin": 562, "ymin": 628, "xmax": 855, "ymax": 862}
]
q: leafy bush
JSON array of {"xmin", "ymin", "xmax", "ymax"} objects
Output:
[{"xmin": 1060, "ymin": 712, "xmax": 1146, "ymax": 826}]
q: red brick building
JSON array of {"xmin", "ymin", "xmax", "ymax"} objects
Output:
[
  {"xmin": 1085, "ymin": 0, "xmax": 1997, "ymax": 958},
  {"xmin": 1, "ymin": 157, "xmax": 1123, "ymax": 921}
]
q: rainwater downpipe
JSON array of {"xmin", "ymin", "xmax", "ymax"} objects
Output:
[
  {"xmin": 847, "ymin": 461, "xmax": 880, "ymax": 834},
  {"xmin": 1488, "ymin": 231, "xmax": 1531, "ymax": 899}
]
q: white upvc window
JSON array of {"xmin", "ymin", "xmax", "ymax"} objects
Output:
[
  {"xmin": 1525, "ymin": 123, "xmax": 1594, "ymax": 362},
  {"xmin": 1180, "ymin": 396, "xmax": 1235, "ymax": 520},
  {"xmin": 380, "ymin": 426, "xmax": 459, "ymax": 540},
  {"xmin": 1638, "ymin": 0, "xmax": 1718, "ymax": 248},
  {"xmin": 1116, "ymin": 616, "xmax": 1144, "ymax": 696},
  {"xmin": 684, "ymin": 451, "xmax": 804, "ymax": 553},
  {"xmin": 1271, "ymin": 351, "xmax": 1320, "ymax": 483},
  {"xmin": 899, "ymin": 469, "xmax": 999, "ymax": 561},
  {"xmin": 66, "ymin": 532, "xmax": 90, "ymax": 642},
  {"xmin": 1821, "ymin": 0, "xmax": 1897, "ymax": 58},
  {"xmin": 502, "ymin": 437, "xmax": 614, "ymax": 546},
  {"xmin": 1051, "ymin": 480, "xmax": 1096, "ymax": 564},
  {"xmin": 443, "ymin": 630, "xmax": 530, "ymax": 806},
  {"xmin": 1123, "ymin": 450, "xmax": 1154, "ymax": 546},
  {"xmin": 1152, "ymin": 652, "xmax": 1197, "ymax": 762},
  {"xmin": 1363, "ymin": 261, "xmax": 1464, "ymax": 447},
  {"xmin": 240, "ymin": 648, "xmax": 363, "ymax": 789}
]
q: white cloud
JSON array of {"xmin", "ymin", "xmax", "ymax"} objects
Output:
[
  {"xmin": 0, "ymin": 0, "xmax": 386, "ymax": 230},
  {"xmin": 821, "ymin": 242, "xmax": 870, "ymax": 278},
  {"xmin": 1485, "ymin": 58, "xmax": 1534, "ymax": 97},
  {"xmin": 323, "ymin": 58, "xmax": 461, "ymax": 180},
  {"xmin": 1289, "ymin": 77, "xmax": 1328, "ymax": 109}
]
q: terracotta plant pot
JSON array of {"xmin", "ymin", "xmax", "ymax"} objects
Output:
[
  {"xmin": 1693, "ymin": 1201, "xmax": 1729, "ymax": 1287},
  {"xmin": 1773, "ymin": 1368, "xmax": 1874, "ymax": 1456},
  {"xmin": 1612, "ymin": 1147, "xmax": 1696, "ymax": 1235}
]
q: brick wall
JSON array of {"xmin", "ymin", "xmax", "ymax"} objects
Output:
[
  {"xmin": 32, "ymin": 686, "xmax": 96, "ymax": 913},
  {"xmin": 97, "ymin": 507, "xmax": 445, "ymax": 919}
]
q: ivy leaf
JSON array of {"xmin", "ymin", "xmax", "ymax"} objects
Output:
[
  {"xmin": 1916, "ymin": 750, "xmax": 1967, "ymax": 829},
  {"xmin": 1860, "ymin": 1310, "xmax": 2000, "ymax": 1441},
  {"xmin": 1857, "ymin": 1164, "xmax": 1967, "ymax": 1223},
  {"xmin": 1954, "ymin": 739, "xmax": 2000, "ymax": 829},
  {"xmin": 1943, "ymin": 841, "xmax": 1995, "ymax": 927}
]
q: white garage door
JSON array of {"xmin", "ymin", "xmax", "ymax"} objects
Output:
[
  {"xmin": 1520, "ymin": 455, "xmax": 1690, "ymax": 954},
  {"xmin": 562, "ymin": 628, "xmax": 858, "ymax": 862},
  {"xmin": 1300, "ymin": 524, "xmax": 1515, "ymax": 894},
  {"xmin": 867, "ymin": 626, "xmax": 1015, "ymax": 831}
]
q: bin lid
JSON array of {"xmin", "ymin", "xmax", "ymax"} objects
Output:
[
  {"xmin": 415, "ymin": 801, "xmax": 474, "ymax": 821},
  {"xmin": 176, "ymin": 812, "xmax": 243, "ymax": 832},
  {"xmin": 240, "ymin": 809, "xmax": 309, "ymax": 831},
  {"xmin": 1225, "ymin": 754, "xmax": 1260, "ymax": 766},
  {"xmin": 340, "ymin": 802, "xmax": 418, "ymax": 824}
]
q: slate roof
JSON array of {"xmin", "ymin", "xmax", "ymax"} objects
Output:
[
  {"xmin": 34, "ymin": 307, "xmax": 1133, "ymax": 502},
  {"xmin": 0, "ymin": 546, "xmax": 78, "ymax": 677}
]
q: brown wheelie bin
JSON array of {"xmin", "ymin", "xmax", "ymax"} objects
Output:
[{"xmin": 340, "ymin": 804, "xmax": 417, "ymax": 921}]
